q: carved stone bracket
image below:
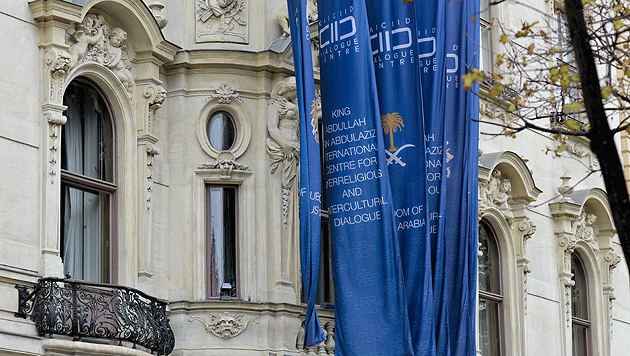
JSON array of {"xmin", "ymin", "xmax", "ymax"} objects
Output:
[
  {"xmin": 146, "ymin": 144, "xmax": 160, "ymax": 208},
  {"xmin": 198, "ymin": 151, "xmax": 251, "ymax": 179},
  {"xmin": 518, "ymin": 218, "xmax": 536, "ymax": 247},
  {"xmin": 209, "ymin": 83, "xmax": 240, "ymax": 104},
  {"xmin": 188, "ymin": 312, "xmax": 260, "ymax": 339},
  {"xmin": 145, "ymin": 85, "xmax": 167, "ymax": 134},
  {"xmin": 46, "ymin": 49, "xmax": 71, "ymax": 104}
]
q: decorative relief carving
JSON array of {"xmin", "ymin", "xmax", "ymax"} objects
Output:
[
  {"xmin": 145, "ymin": 85, "xmax": 167, "ymax": 133},
  {"xmin": 571, "ymin": 211, "xmax": 598, "ymax": 251},
  {"xmin": 562, "ymin": 276, "xmax": 575, "ymax": 326},
  {"xmin": 604, "ymin": 251, "xmax": 621, "ymax": 280},
  {"xmin": 523, "ymin": 262, "xmax": 531, "ymax": 315},
  {"xmin": 518, "ymin": 218, "xmax": 537, "ymax": 245},
  {"xmin": 66, "ymin": 14, "xmax": 135, "ymax": 91},
  {"xmin": 198, "ymin": 151, "xmax": 251, "ymax": 179},
  {"xmin": 478, "ymin": 169, "xmax": 514, "ymax": 224},
  {"xmin": 267, "ymin": 78, "xmax": 300, "ymax": 224},
  {"xmin": 479, "ymin": 100, "xmax": 515, "ymax": 125},
  {"xmin": 46, "ymin": 49, "xmax": 71, "ymax": 103},
  {"xmin": 196, "ymin": 0, "xmax": 248, "ymax": 43},
  {"xmin": 45, "ymin": 111, "xmax": 67, "ymax": 182},
  {"xmin": 210, "ymin": 83, "xmax": 240, "ymax": 104},
  {"xmin": 189, "ymin": 312, "xmax": 260, "ymax": 339},
  {"xmin": 146, "ymin": 144, "xmax": 160, "ymax": 208}
]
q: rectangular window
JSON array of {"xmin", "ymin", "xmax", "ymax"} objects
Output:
[
  {"xmin": 480, "ymin": 0, "xmax": 493, "ymax": 73},
  {"xmin": 206, "ymin": 185, "xmax": 238, "ymax": 298}
]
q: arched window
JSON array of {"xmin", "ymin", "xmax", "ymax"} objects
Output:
[
  {"xmin": 571, "ymin": 253, "xmax": 591, "ymax": 356},
  {"xmin": 478, "ymin": 220, "xmax": 503, "ymax": 356},
  {"xmin": 61, "ymin": 79, "xmax": 116, "ymax": 283}
]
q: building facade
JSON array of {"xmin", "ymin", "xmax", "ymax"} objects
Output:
[{"xmin": 0, "ymin": 0, "xmax": 628, "ymax": 355}]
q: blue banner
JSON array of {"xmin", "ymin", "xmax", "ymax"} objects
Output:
[
  {"xmin": 287, "ymin": 0, "xmax": 326, "ymax": 347},
  {"xmin": 317, "ymin": 0, "xmax": 478, "ymax": 355},
  {"xmin": 414, "ymin": 1, "xmax": 479, "ymax": 354},
  {"xmin": 317, "ymin": 1, "xmax": 414, "ymax": 355},
  {"xmin": 364, "ymin": 2, "xmax": 435, "ymax": 354}
]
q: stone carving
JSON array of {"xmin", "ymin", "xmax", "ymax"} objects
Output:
[
  {"xmin": 149, "ymin": 1, "xmax": 169, "ymax": 29},
  {"xmin": 267, "ymin": 78, "xmax": 300, "ymax": 224},
  {"xmin": 522, "ymin": 262, "xmax": 531, "ymax": 315},
  {"xmin": 518, "ymin": 218, "xmax": 537, "ymax": 245},
  {"xmin": 145, "ymin": 85, "xmax": 167, "ymax": 133},
  {"xmin": 196, "ymin": 0, "xmax": 247, "ymax": 43},
  {"xmin": 478, "ymin": 169, "xmax": 514, "ymax": 224},
  {"xmin": 572, "ymin": 211, "xmax": 598, "ymax": 249},
  {"xmin": 45, "ymin": 111, "xmax": 67, "ymax": 182},
  {"xmin": 67, "ymin": 14, "xmax": 134, "ymax": 91},
  {"xmin": 557, "ymin": 174, "xmax": 574, "ymax": 202},
  {"xmin": 277, "ymin": 0, "xmax": 318, "ymax": 38},
  {"xmin": 479, "ymin": 99, "xmax": 514, "ymax": 126},
  {"xmin": 562, "ymin": 276, "xmax": 575, "ymax": 326},
  {"xmin": 46, "ymin": 49, "xmax": 72, "ymax": 103},
  {"xmin": 198, "ymin": 151, "xmax": 251, "ymax": 179},
  {"xmin": 189, "ymin": 312, "xmax": 260, "ymax": 339},
  {"xmin": 146, "ymin": 144, "xmax": 160, "ymax": 208},
  {"xmin": 210, "ymin": 82, "xmax": 240, "ymax": 104},
  {"xmin": 604, "ymin": 251, "xmax": 621, "ymax": 280}
]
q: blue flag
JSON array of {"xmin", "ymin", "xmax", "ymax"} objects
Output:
[
  {"xmin": 317, "ymin": 1, "xmax": 414, "ymax": 355},
  {"xmin": 287, "ymin": 0, "xmax": 326, "ymax": 347}
]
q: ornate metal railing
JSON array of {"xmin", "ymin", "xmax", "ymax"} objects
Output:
[{"xmin": 15, "ymin": 277, "xmax": 174, "ymax": 355}]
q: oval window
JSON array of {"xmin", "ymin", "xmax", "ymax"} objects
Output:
[{"xmin": 207, "ymin": 111, "xmax": 235, "ymax": 151}]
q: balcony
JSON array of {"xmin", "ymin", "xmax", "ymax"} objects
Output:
[{"xmin": 15, "ymin": 277, "xmax": 174, "ymax": 355}]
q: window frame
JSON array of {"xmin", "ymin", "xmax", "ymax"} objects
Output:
[
  {"xmin": 205, "ymin": 184, "xmax": 239, "ymax": 299},
  {"xmin": 478, "ymin": 219, "xmax": 505, "ymax": 356},
  {"xmin": 60, "ymin": 78, "xmax": 118, "ymax": 284},
  {"xmin": 571, "ymin": 252, "xmax": 592, "ymax": 356}
]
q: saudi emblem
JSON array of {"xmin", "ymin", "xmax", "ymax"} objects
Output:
[{"xmin": 381, "ymin": 112, "xmax": 414, "ymax": 166}]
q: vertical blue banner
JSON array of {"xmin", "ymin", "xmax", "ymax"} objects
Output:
[
  {"xmin": 415, "ymin": 1, "xmax": 479, "ymax": 355},
  {"xmin": 364, "ymin": 2, "xmax": 435, "ymax": 355},
  {"xmin": 287, "ymin": 0, "xmax": 326, "ymax": 347},
  {"xmin": 317, "ymin": 1, "xmax": 414, "ymax": 355}
]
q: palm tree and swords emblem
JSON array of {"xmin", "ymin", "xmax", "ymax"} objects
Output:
[{"xmin": 381, "ymin": 112, "xmax": 414, "ymax": 166}]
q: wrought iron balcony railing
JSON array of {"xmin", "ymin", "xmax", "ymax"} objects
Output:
[{"xmin": 15, "ymin": 277, "xmax": 174, "ymax": 355}]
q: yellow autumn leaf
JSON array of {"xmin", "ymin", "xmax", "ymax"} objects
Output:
[
  {"xmin": 508, "ymin": 104, "xmax": 516, "ymax": 111},
  {"xmin": 557, "ymin": 145, "xmax": 567, "ymax": 153},
  {"xmin": 602, "ymin": 85, "xmax": 612, "ymax": 100},
  {"xmin": 565, "ymin": 119, "xmax": 582, "ymax": 131},
  {"xmin": 563, "ymin": 102, "xmax": 584, "ymax": 114},
  {"xmin": 500, "ymin": 34, "xmax": 509, "ymax": 43}
]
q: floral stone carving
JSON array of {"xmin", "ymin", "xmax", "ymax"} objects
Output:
[
  {"xmin": 189, "ymin": 312, "xmax": 260, "ymax": 339},
  {"xmin": 196, "ymin": 0, "xmax": 248, "ymax": 43}
]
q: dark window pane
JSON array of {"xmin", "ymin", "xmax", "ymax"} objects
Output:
[
  {"xmin": 207, "ymin": 186, "xmax": 237, "ymax": 298},
  {"xmin": 478, "ymin": 221, "xmax": 500, "ymax": 293},
  {"xmin": 207, "ymin": 112, "xmax": 236, "ymax": 151}
]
